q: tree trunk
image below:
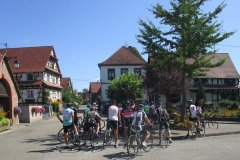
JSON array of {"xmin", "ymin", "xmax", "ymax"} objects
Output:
[{"xmin": 180, "ymin": 72, "xmax": 187, "ymax": 122}]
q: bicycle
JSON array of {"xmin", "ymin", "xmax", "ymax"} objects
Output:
[
  {"xmin": 81, "ymin": 120, "xmax": 100, "ymax": 148},
  {"xmin": 190, "ymin": 119, "xmax": 205, "ymax": 139},
  {"xmin": 160, "ymin": 125, "xmax": 171, "ymax": 148},
  {"xmin": 57, "ymin": 126, "xmax": 82, "ymax": 150},
  {"xmin": 102, "ymin": 120, "xmax": 114, "ymax": 149},
  {"xmin": 205, "ymin": 116, "xmax": 219, "ymax": 129},
  {"xmin": 126, "ymin": 125, "xmax": 153, "ymax": 155}
]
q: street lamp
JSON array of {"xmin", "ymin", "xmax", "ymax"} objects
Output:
[{"xmin": 1, "ymin": 43, "xmax": 20, "ymax": 69}]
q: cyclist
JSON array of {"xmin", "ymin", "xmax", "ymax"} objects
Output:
[
  {"xmin": 57, "ymin": 103, "xmax": 77, "ymax": 148},
  {"xmin": 121, "ymin": 100, "xmax": 134, "ymax": 145},
  {"xmin": 84, "ymin": 103, "xmax": 102, "ymax": 138},
  {"xmin": 149, "ymin": 101, "xmax": 156, "ymax": 123},
  {"xmin": 131, "ymin": 103, "xmax": 152, "ymax": 148},
  {"xmin": 196, "ymin": 99, "xmax": 204, "ymax": 129},
  {"xmin": 154, "ymin": 100, "xmax": 172, "ymax": 144},
  {"xmin": 71, "ymin": 104, "xmax": 81, "ymax": 131},
  {"xmin": 187, "ymin": 100, "xmax": 203, "ymax": 137},
  {"xmin": 143, "ymin": 101, "xmax": 150, "ymax": 117},
  {"xmin": 84, "ymin": 103, "xmax": 91, "ymax": 118},
  {"xmin": 107, "ymin": 100, "xmax": 121, "ymax": 148}
]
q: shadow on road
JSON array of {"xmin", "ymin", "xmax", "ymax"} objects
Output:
[{"xmin": 103, "ymin": 151, "xmax": 140, "ymax": 160}]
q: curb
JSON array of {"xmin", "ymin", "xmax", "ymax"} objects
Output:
[{"xmin": 172, "ymin": 131, "xmax": 240, "ymax": 140}]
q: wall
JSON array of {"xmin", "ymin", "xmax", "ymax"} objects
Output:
[
  {"xmin": 100, "ymin": 65, "xmax": 146, "ymax": 102},
  {"xmin": 18, "ymin": 104, "xmax": 52, "ymax": 123},
  {"xmin": 0, "ymin": 60, "xmax": 19, "ymax": 125}
]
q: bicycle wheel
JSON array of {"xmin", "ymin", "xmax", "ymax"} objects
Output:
[
  {"xmin": 127, "ymin": 135, "xmax": 138, "ymax": 155},
  {"xmin": 190, "ymin": 125, "xmax": 197, "ymax": 139},
  {"xmin": 208, "ymin": 121, "xmax": 219, "ymax": 129},
  {"xmin": 58, "ymin": 128, "xmax": 65, "ymax": 143},
  {"xmin": 103, "ymin": 128, "xmax": 112, "ymax": 149},
  {"xmin": 161, "ymin": 130, "xmax": 169, "ymax": 148},
  {"xmin": 143, "ymin": 131, "xmax": 153, "ymax": 152},
  {"xmin": 89, "ymin": 128, "xmax": 96, "ymax": 147}
]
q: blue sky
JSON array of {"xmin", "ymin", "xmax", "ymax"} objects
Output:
[{"xmin": 1, "ymin": 0, "xmax": 240, "ymax": 92}]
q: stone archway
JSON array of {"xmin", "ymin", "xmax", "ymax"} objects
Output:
[{"xmin": 0, "ymin": 79, "xmax": 12, "ymax": 119}]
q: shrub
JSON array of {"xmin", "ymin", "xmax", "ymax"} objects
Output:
[
  {"xmin": 0, "ymin": 117, "xmax": 9, "ymax": 126},
  {"xmin": 218, "ymin": 99, "xmax": 239, "ymax": 110}
]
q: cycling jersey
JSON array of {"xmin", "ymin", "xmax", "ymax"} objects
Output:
[
  {"xmin": 122, "ymin": 108, "xmax": 133, "ymax": 127},
  {"xmin": 131, "ymin": 110, "xmax": 147, "ymax": 130},
  {"xmin": 61, "ymin": 108, "xmax": 74, "ymax": 126},
  {"xmin": 155, "ymin": 107, "xmax": 168, "ymax": 122},
  {"xmin": 108, "ymin": 105, "xmax": 120, "ymax": 121},
  {"xmin": 189, "ymin": 104, "xmax": 197, "ymax": 118}
]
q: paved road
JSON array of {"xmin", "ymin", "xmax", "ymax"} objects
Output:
[{"xmin": 1, "ymin": 117, "xmax": 240, "ymax": 160}]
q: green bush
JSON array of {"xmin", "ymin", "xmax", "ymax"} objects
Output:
[
  {"xmin": 218, "ymin": 99, "xmax": 239, "ymax": 110},
  {"xmin": 0, "ymin": 117, "xmax": 9, "ymax": 126}
]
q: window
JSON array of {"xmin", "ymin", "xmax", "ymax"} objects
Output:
[
  {"xmin": 108, "ymin": 69, "xmax": 115, "ymax": 80},
  {"xmin": 121, "ymin": 68, "xmax": 128, "ymax": 75},
  {"xmin": 51, "ymin": 76, "xmax": 55, "ymax": 84},
  {"xmin": 27, "ymin": 73, "xmax": 33, "ymax": 81},
  {"xmin": 47, "ymin": 74, "xmax": 50, "ymax": 82},
  {"xmin": 52, "ymin": 91, "xmax": 56, "ymax": 98},
  {"xmin": 134, "ymin": 68, "xmax": 141, "ymax": 76},
  {"xmin": 27, "ymin": 90, "xmax": 34, "ymax": 99}
]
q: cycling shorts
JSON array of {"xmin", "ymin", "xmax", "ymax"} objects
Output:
[
  {"xmin": 107, "ymin": 120, "xmax": 118, "ymax": 130},
  {"xmin": 159, "ymin": 121, "xmax": 169, "ymax": 130},
  {"xmin": 63, "ymin": 125, "xmax": 73, "ymax": 133}
]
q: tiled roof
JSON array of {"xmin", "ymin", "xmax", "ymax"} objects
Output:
[
  {"xmin": 2, "ymin": 46, "xmax": 60, "ymax": 73},
  {"xmin": 60, "ymin": 77, "xmax": 72, "ymax": 89},
  {"xmin": 98, "ymin": 46, "xmax": 146, "ymax": 67},
  {"xmin": 192, "ymin": 53, "xmax": 240, "ymax": 78},
  {"xmin": 89, "ymin": 82, "xmax": 101, "ymax": 94}
]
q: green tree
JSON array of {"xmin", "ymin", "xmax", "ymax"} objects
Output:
[
  {"xmin": 107, "ymin": 72, "xmax": 144, "ymax": 103},
  {"xmin": 138, "ymin": 0, "xmax": 234, "ymax": 121},
  {"xmin": 62, "ymin": 86, "xmax": 73, "ymax": 103},
  {"xmin": 42, "ymin": 88, "xmax": 50, "ymax": 105}
]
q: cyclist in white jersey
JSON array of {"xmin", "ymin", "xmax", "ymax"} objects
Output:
[
  {"xmin": 131, "ymin": 104, "xmax": 152, "ymax": 148},
  {"xmin": 108, "ymin": 100, "xmax": 121, "ymax": 148},
  {"xmin": 57, "ymin": 103, "xmax": 77, "ymax": 148}
]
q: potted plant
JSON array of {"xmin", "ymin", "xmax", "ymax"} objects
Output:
[{"xmin": 14, "ymin": 106, "xmax": 22, "ymax": 115}]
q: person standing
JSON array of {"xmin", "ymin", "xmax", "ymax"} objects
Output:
[
  {"xmin": 57, "ymin": 103, "xmax": 76, "ymax": 148},
  {"xmin": 154, "ymin": 100, "xmax": 172, "ymax": 144},
  {"xmin": 108, "ymin": 100, "xmax": 121, "ymax": 148}
]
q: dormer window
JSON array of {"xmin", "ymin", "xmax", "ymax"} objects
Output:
[{"xmin": 48, "ymin": 61, "xmax": 55, "ymax": 69}]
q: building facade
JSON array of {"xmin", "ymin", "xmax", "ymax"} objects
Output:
[
  {"xmin": 6, "ymin": 46, "xmax": 62, "ymax": 105},
  {"xmin": 0, "ymin": 51, "xmax": 20, "ymax": 125},
  {"xmin": 98, "ymin": 46, "xmax": 147, "ymax": 103}
]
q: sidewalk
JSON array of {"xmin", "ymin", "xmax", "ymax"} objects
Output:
[{"xmin": 170, "ymin": 121, "xmax": 240, "ymax": 140}]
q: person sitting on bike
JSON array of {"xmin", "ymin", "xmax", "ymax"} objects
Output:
[
  {"xmin": 121, "ymin": 100, "xmax": 134, "ymax": 145},
  {"xmin": 57, "ymin": 102, "xmax": 78, "ymax": 148},
  {"xmin": 131, "ymin": 103, "xmax": 152, "ymax": 148},
  {"xmin": 84, "ymin": 103, "xmax": 102, "ymax": 138},
  {"xmin": 188, "ymin": 100, "xmax": 203, "ymax": 133},
  {"xmin": 154, "ymin": 100, "xmax": 172, "ymax": 144},
  {"xmin": 108, "ymin": 100, "xmax": 121, "ymax": 148},
  {"xmin": 196, "ymin": 99, "xmax": 204, "ymax": 128}
]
